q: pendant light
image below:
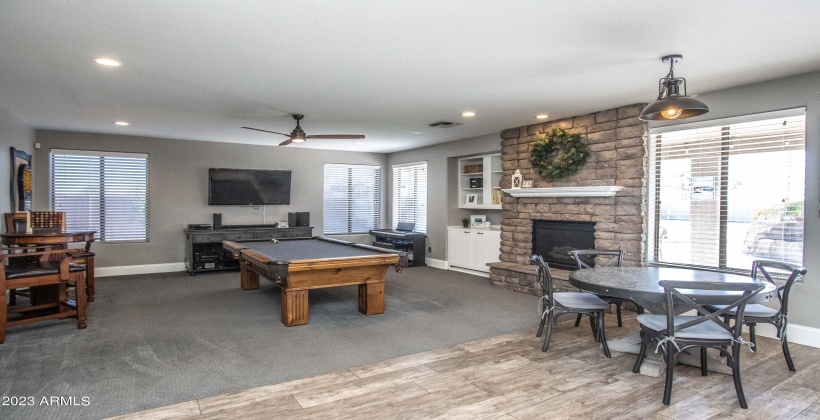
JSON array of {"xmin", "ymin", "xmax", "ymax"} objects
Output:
[{"xmin": 639, "ymin": 55, "xmax": 709, "ymax": 121}]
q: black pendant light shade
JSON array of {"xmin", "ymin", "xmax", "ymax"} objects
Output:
[{"xmin": 639, "ymin": 55, "xmax": 709, "ymax": 121}]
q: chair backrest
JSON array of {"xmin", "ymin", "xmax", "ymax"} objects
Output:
[
  {"xmin": 530, "ymin": 254, "xmax": 554, "ymax": 308},
  {"xmin": 4, "ymin": 212, "xmax": 29, "ymax": 233},
  {"xmin": 751, "ymin": 260, "xmax": 807, "ymax": 317},
  {"xmin": 659, "ymin": 280, "xmax": 765, "ymax": 339},
  {"xmin": 29, "ymin": 211, "xmax": 66, "ymax": 233},
  {"xmin": 568, "ymin": 249, "xmax": 624, "ymax": 270}
]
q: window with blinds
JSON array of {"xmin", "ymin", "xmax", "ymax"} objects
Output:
[
  {"xmin": 392, "ymin": 162, "xmax": 427, "ymax": 233},
  {"xmin": 648, "ymin": 109, "xmax": 805, "ymax": 271},
  {"xmin": 51, "ymin": 150, "xmax": 149, "ymax": 242},
  {"xmin": 323, "ymin": 164, "xmax": 381, "ymax": 234}
]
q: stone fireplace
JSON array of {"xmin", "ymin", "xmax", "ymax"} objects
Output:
[{"xmin": 487, "ymin": 104, "xmax": 648, "ymax": 296}]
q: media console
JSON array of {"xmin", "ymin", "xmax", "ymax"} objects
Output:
[{"xmin": 184, "ymin": 225, "xmax": 313, "ymax": 275}]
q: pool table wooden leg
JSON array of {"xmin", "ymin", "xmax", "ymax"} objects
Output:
[
  {"xmin": 240, "ymin": 262, "xmax": 260, "ymax": 290},
  {"xmin": 281, "ymin": 288, "xmax": 309, "ymax": 326},
  {"xmin": 358, "ymin": 281, "xmax": 385, "ymax": 315}
]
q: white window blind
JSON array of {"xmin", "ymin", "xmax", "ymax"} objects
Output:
[
  {"xmin": 648, "ymin": 109, "xmax": 805, "ymax": 271},
  {"xmin": 323, "ymin": 164, "xmax": 381, "ymax": 234},
  {"xmin": 51, "ymin": 150, "xmax": 148, "ymax": 242},
  {"xmin": 392, "ymin": 162, "xmax": 427, "ymax": 233}
]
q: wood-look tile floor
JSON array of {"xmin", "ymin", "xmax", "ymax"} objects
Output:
[{"xmin": 109, "ymin": 314, "xmax": 820, "ymax": 420}]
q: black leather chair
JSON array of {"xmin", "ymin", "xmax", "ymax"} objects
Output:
[{"xmin": 530, "ymin": 254, "xmax": 611, "ymax": 357}]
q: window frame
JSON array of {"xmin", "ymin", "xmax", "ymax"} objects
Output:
[
  {"xmin": 391, "ymin": 161, "xmax": 427, "ymax": 233},
  {"xmin": 322, "ymin": 163, "xmax": 381, "ymax": 235},
  {"xmin": 50, "ymin": 149, "xmax": 149, "ymax": 243},
  {"xmin": 647, "ymin": 108, "xmax": 806, "ymax": 272}
]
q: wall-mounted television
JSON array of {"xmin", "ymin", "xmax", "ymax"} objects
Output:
[{"xmin": 208, "ymin": 168, "xmax": 291, "ymax": 205}]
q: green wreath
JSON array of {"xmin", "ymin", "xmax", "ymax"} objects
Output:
[{"xmin": 530, "ymin": 128, "xmax": 590, "ymax": 180}]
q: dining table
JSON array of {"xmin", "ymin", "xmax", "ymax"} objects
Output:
[{"xmin": 568, "ymin": 266, "xmax": 777, "ymax": 376}]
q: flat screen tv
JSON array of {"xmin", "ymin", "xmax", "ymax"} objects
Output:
[{"xmin": 208, "ymin": 168, "xmax": 291, "ymax": 205}]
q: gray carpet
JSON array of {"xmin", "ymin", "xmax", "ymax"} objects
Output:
[{"xmin": 0, "ymin": 267, "xmax": 539, "ymax": 419}]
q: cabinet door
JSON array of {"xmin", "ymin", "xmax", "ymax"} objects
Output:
[
  {"xmin": 447, "ymin": 229, "xmax": 474, "ymax": 269},
  {"xmin": 474, "ymin": 230, "xmax": 501, "ymax": 272}
]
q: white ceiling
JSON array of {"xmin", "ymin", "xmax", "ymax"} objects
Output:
[{"xmin": 2, "ymin": 1, "xmax": 820, "ymax": 153}]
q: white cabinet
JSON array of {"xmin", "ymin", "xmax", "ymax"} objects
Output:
[
  {"xmin": 458, "ymin": 153, "xmax": 502, "ymax": 209},
  {"xmin": 447, "ymin": 227, "xmax": 501, "ymax": 273}
]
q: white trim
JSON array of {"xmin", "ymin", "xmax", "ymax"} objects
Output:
[
  {"xmin": 391, "ymin": 160, "xmax": 427, "ymax": 169},
  {"xmin": 502, "ymin": 186, "xmax": 623, "ymax": 198},
  {"xmin": 448, "ymin": 266, "xmax": 490, "ymax": 277},
  {"xmin": 749, "ymin": 323, "xmax": 820, "ymax": 349},
  {"xmin": 96, "ymin": 262, "xmax": 185, "ymax": 277},
  {"xmin": 51, "ymin": 148, "xmax": 148, "ymax": 159},
  {"xmin": 425, "ymin": 257, "xmax": 448, "ymax": 270},
  {"xmin": 650, "ymin": 107, "xmax": 806, "ymax": 134}
]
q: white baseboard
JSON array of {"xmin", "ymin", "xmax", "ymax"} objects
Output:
[
  {"xmin": 425, "ymin": 258, "xmax": 448, "ymax": 270},
  {"xmin": 750, "ymin": 323, "xmax": 820, "ymax": 349},
  {"xmin": 96, "ymin": 263, "xmax": 186, "ymax": 277}
]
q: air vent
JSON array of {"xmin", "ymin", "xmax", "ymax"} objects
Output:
[{"xmin": 427, "ymin": 121, "xmax": 461, "ymax": 128}]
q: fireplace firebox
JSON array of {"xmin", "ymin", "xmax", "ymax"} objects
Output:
[{"xmin": 532, "ymin": 220, "xmax": 596, "ymax": 270}]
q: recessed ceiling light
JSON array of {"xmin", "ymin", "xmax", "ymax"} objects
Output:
[
  {"xmin": 93, "ymin": 57, "xmax": 122, "ymax": 67},
  {"xmin": 462, "ymin": 111, "xmax": 476, "ymax": 117},
  {"xmin": 536, "ymin": 114, "xmax": 549, "ymax": 119},
  {"xmin": 114, "ymin": 121, "xmax": 129, "ymax": 126}
]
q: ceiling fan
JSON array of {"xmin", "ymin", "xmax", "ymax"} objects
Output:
[{"xmin": 242, "ymin": 114, "xmax": 365, "ymax": 146}]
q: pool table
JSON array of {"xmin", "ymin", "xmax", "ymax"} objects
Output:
[{"xmin": 223, "ymin": 237, "xmax": 407, "ymax": 326}]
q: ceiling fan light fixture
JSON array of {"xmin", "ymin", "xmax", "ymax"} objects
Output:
[
  {"xmin": 639, "ymin": 55, "xmax": 709, "ymax": 121},
  {"xmin": 291, "ymin": 137, "xmax": 306, "ymax": 143}
]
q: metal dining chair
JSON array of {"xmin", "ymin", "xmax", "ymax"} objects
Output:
[
  {"xmin": 568, "ymin": 249, "xmax": 645, "ymax": 328},
  {"xmin": 633, "ymin": 280, "xmax": 764, "ymax": 408},
  {"xmin": 530, "ymin": 254, "xmax": 611, "ymax": 357},
  {"xmin": 705, "ymin": 260, "xmax": 807, "ymax": 371}
]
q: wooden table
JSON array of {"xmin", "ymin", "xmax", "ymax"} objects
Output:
[
  {"xmin": 569, "ymin": 266, "xmax": 776, "ymax": 376},
  {"xmin": 1, "ymin": 231, "xmax": 96, "ymax": 302},
  {"xmin": 224, "ymin": 237, "xmax": 406, "ymax": 326}
]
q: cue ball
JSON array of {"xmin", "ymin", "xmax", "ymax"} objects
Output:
[{"xmin": 271, "ymin": 239, "xmax": 279, "ymax": 243}]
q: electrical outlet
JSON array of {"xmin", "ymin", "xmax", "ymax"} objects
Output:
[{"xmin": 428, "ymin": 247, "xmax": 432, "ymax": 253}]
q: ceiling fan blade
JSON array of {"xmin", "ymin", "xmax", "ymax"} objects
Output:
[
  {"xmin": 241, "ymin": 126, "xmax": 290, "ymax": 137},
  {"xmin": 305, "ymin": 134, "xmax": 366, "ymax": 139},
  {"xmin": 278, "ymin": 138, "xmax": 294, "ymax": 146}
]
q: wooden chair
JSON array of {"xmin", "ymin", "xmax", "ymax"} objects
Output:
[
  {"xmin": 705, "ymin": 260, "xmax": 807, "ymax": 371},
  {"xmin": 1, "ymin": 246, "xmax": 88, "ymax": 344},
  {"xmin": 530, "ymin": 254, "xmax": 611, "ymax": 357},
  {"xmin": 569, "ymin": 250, "xmax": 645, "ymax": 327},
  {"xmin": 3, "ymin": 211, "xmax": 96, "ymax": 302},
  {"xmin": 633, "ymin": 280, "xmax": 765, "ymax": 408}
]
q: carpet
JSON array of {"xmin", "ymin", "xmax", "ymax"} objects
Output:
[{"xmin": 0, "ymin": 267, "xmax": 539, "ymax": 419}]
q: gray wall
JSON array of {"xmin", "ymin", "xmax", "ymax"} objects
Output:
[
  {"xmin": 648, "ymin": 70, "xmax": 820, "ymax": 330},
  {"xmin": 0, "ymin": 104, "xmax": 34, "ymax": 215},
  {"xmin": 33, "ymin": 130, "xmax": 387, "ymax": 267},
  {"xmin": 387, "ymin": 132, "xmax": 501, "ymax": 261}
]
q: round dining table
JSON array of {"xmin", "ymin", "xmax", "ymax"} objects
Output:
[
  {"xmin": 568, "ymin": 266, "xmax": 776, "ymax": 314},
  {"xmin": 568, "ymin": 266, "xmax": 777, "ymax": 376}
]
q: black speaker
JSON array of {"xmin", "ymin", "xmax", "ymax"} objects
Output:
[
  {"xmin": 212, "ymin": 213, "xmax": 222, "ymax": 229},
  {"xmin": 288, "ymin": 212, "xmax": 310, "ymax": 227}
]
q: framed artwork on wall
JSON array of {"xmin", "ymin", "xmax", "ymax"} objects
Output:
[
  {"xmin": 10, "ymin": 147, "xmax": 32, "ymax": 212},
  {"xmin": 465, "ymin": 194, "xmax": 478, "ymax": 205}
]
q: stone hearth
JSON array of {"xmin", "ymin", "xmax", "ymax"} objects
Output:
[{"xmin": 488, "ymin": 104, "xmax": 648, "ymax": 296}]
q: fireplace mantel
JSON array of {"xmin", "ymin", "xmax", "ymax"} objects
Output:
[{"xmin": 501, "ymin": 186, "xmax": 624, "ymax": 198}]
